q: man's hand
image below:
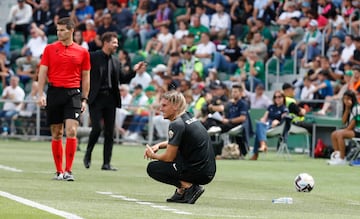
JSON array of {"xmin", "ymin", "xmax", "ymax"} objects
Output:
[{"xmin": 37, "ymin": 95, "xmax": 46, "ymax": 107}]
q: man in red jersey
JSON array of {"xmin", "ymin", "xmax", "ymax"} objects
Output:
[{"xmin": 37, "ymin": 17, "xmax": 91, "ymax": 181}]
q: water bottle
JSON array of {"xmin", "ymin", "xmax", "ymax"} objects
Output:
[
  {"xmin": 2, "ymin": 126, "xmax": 8, "ymax": 136},
  {"xmin": 272, "ymin": 197, "xmax": 293, "ymax": 204}
]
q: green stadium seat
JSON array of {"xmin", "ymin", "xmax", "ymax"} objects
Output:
[
  {"xmin": 10, "ymin": 34, "xmax": 25, "ymax": 51},
  {"xmin": 131, "ymin": 54, "xmax": 145, "ymax": 67},
  {"xmin": 123, "ymin": 37, "xmax": 140, "ymax": 54},
  {"xmin": 282, "ymin": 59, "xmax": 294, "ymax": 75},
  {"xmin": 148, "ymin": 54, "xmax": 164, "ymax": 68},
  {"xmin": 47, "ymin": 35, "xmax": 57, "ymax": 44}
]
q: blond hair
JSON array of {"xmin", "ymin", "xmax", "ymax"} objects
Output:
[{"xmin": 161, "ymin": 90, "xmax": 187, "ymax": 115}]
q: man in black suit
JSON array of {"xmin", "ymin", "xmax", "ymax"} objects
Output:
[{"xmin": 84, "ymin": 31, "xmax": 138, "ymax": 170}]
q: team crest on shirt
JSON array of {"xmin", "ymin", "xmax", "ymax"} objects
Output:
[{"xmin": 168, "ymin": 130, "xmax": 174, "ymax": 139}]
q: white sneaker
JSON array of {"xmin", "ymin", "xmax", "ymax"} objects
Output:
[
  {"xmin": 328, "ymin": 158, "xmax": 347, "ymax": 166},
  {"xmin": 52, "ymin": 172, "xmax": 63, "ymax": 180},
  {"xmin": 330, "ymin": 151, "xmax": 340, "ymax": 160},
  {"xmin": 207, "ymin": 126, "xmax": 222, "ymax": 134}
]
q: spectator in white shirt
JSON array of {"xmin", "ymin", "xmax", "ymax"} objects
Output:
[
  {"xmin": 129, "ymin": 63, "xmax": 152, "ymax": 91},
  {"xmin": 0, "ymin": 75, "xmax": 25, "ymax": 134},
  {"xmin": 276, "ymin": 1, "xmax": 302, "ymax": 25},
  {"xmin": 195, "ymin": 32, "xmax": 216, "ymax": 66},
  {"xmin": 6, "ymin": 0, "xmax": 32, "ymax": 41},
  {"xmin": 210, "ymin": 2, "xmax": 231, "ymax": 41},
  {"xmin": 341, "ymin": 34, "xmax": 356, "ymax": 64}
]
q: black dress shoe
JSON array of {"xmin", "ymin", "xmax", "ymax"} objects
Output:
[
  {"xmin": 83, "ymin": 156, "xmax": 91, "ymax": 169},
  {"xmin": 101, "ymin": 164, "xmax": 118, "ymax": 171}
]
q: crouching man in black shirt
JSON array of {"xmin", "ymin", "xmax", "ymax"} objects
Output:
[{"xmin": 144, "ymin": 91, "xmax": 216, "ymax": 204}]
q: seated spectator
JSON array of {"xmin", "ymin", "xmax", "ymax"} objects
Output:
[
  {"xmin": 124, "ymin": 85, "xmax": 157, "ymax": 141},
  {"xmin": 326, "ymin": 34, "xmax": 344, "ymax": 60},
  {"xmin": 88, "ymin": 12, "xmax": 117, "ymax": 51},
  {"xmin": 141, "ymin": 24, "xmax": 173, "ymax": 57},
  {"xmin": 205, "ymin": 84, "xmax": 252, "ymax": 157},
  {"xmin": 297, "ymin": 19, "xmax": 322, "ymax": 63},
  {"xmin": 250, "ymin": 90, "xmax": 288, "ymax": 160},
  {"xmin": 329, "ymin": 50, "xmax": 345, "ymax": 80},
  {"xmin": 341, "ymin": 35, "xmax": 356, "ymax": 64},
  {"xmin": 82, "ymin": 19, "xmax": 97, "ymax": 43},
  {"xmin": 0, "ymin": 76, "xmax": 25, "ymax": 135},
  {"xmin": 243, "ymin": 51, "xmax": 265, "ymax": 92},
  {"xmin": 204, "ymin": 34, "xmax": 242, "ymax": 76},
  {"xmin": 6, "ymin": 0, "xmax": 32, "ymax": 42},
  {"xmin": 164, "ymin": 20, "xmax": 188, "ymax": 55},
  {"xmin": 15, "ymin": 50, "xmax": 39, "ymax": 88},
  {"xmin": 243, "ymin": 83, "xmax": 272, "ymax": 109},
  {"xmin": 32, "ymin": 0, "xmax": 56, "ymax": 35},
  {"xmin": 115, "ymin": 84, "xmax": 132, "ymax": 136},
  {"xmin": 126, "ymin": 6, "xmax": 150, "ymax": 49},
  {"xmin": 243, "ymin": 32, "xmax": 268, "ymax": 61},
  {"xmin": 190, "ymin": 4, "xmax": 210, "ymax": 29},
  {"xmin": 282, "ymin": 82, "xmax": 306, "ymax": 123},
  {"xmin": 316, "ymin": 68, "xmax": 353, "ymax": 116},
  {"xmin": 189, "ymin": 15, "xmax": 210, "ymax": 44},
  {"xmin": 348, "ymin": 65, "xmax": 360, "ymax": 102},
  {"xmin": 18, "ymin": 81, "xmax": 44, "ymax": 135},
  {"xmin": 349, "ymin": 36, "xmax": 360, "ymax": 67},
  {"xmin": 180, "ymin": 47, "xmax": 203, "ymax": 81},
  {"xmin": 230, "ymin": 56, "xmax": 247, "ymax": 84},
  {"xmin": 209, "ymin": 2, "xmax": 231, "ymax": 41},
  {"xmin": 74, "ymin": 30, "xmax": 89, "ymax": 50},
  {"xmin": 129, "ymin": 63, "xmax": 152, "ymax": 91},
  {"xmin": 274, "ymin": 17, "xmax": 305, "ymax": 60},
  {"xmin": 312, "ymin": 69, "xmax": 334, "ymax": 100},
  {"xmin": 329, "ymin": 90, "xmax": 360, "ymax": 165},
  {"xmin": 166, "ymin": 52, "xmax": 182, "ymax": 83},
  {"xmin": 276, "ymin": 1, "xmax": 301, "ymax": 25},
  {"xmin": 299, "ymin": 75, "xmax": 316, "ymax": 110},
  {"xmin": 18, "ymin": 23, "xmax": 48, "ymax": 60},
  {"xmin": 74, "ymin": 0, "xmax": 95, "ymax": 31},
  {"xmin": 194, "ymin": 32, "xmax": 216, "ymax": 66}
]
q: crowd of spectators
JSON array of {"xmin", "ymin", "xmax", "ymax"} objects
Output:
[{"xmin": 0, "ymin": 0, "xmax": 360, "ymax": 149}]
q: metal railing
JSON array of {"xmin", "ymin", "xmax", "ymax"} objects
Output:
[{"xmin": 265, "ymin": 56, "xmax": 280, "ymax": 91}]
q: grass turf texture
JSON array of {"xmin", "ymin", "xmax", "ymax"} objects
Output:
[{"xmin": 0, "ymin": 139, "xmax": 359, "ymax": 219}]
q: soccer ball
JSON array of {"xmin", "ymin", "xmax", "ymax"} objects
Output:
[{"xmin": 294, "ymin": 173, "xmax": 315, "ymax": 192}]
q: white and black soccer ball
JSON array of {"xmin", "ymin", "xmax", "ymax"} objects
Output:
[{"xmin": 294, "ymin": 173, "xmax": 315, "ymax": 192}]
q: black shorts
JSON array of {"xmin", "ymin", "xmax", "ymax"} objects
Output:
[{"xmin": 46, "ymin": 85, "xmax": 82, "ymax": 125}]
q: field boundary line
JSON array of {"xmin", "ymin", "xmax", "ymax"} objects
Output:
[
  {"xmin": 0, "ymin": 190, "xmax": 84, "ymax": 219},
  {"xmin": 0, "ymin": 164, "xmax": 23, "ymax": 172}
]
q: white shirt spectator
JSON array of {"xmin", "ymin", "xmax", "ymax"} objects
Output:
[
  {"xmin": 195, "ymin": 41, "xmax": 216, "ymax": 65},
  {"xmin": 341, "ymin": 43, "xmax": 355, "ymax": 63},
  {"xmin": 26, "ymin": 35, "xmax": 48, "ymax": 58},
  {"xmin": 129, "ymin": 71, "xmax": 152, "ymax": 91},
  {"xmin": 278, "ymin": 10, "xmax": 302, "ymax": 21},
  {"xmin": 174, "ymin": 29, "xmax": 188, "ymax": 40},
  {"xmin": 157, "ymin": 32, "xmax": 173, "ymax": 47},
  {"xmin": 300, "ymin": 84, "xmax": 316, "ymax": 100},
  {"xmin": 2, "ymin": 85, "xmax": 25, "ymax": 112},
  {"xmin": 7, "ymin": 2, "xmax": 32, "ymax": 25},
  {"xmin": 210, "ymin": 12, "xmax": 231, "ymax": 32}
]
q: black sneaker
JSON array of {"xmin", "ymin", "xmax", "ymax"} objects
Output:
[
  {"xmin": 63, "ymin": 171, "xmax": 75, "ymax": 181},
  {"xmin": 166, "ymin": 190, "xmax": 186, "ymax": 203},
  {"xmin": 184, "ymin": 185, "xmax": 205, "ymax": 204}
]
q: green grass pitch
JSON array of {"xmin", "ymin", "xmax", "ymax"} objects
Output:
[{"xmin": 0, "ymin": 139, "xmax": 359, "ymax": 219}]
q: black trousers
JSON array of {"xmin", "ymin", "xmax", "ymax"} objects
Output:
[
  {"xmin": 86, "ymin": 92, "xmax": 116, "ymax": 165},
  {"xmin": 147, "ymin": 159, "xmax": 215, "ymax": 188}
]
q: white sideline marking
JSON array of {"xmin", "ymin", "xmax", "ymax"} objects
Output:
[
  {"xmin": 97, "ymin": 191, "xmax": 192, "ymax": 215},
  {"xmin": 0, "ymin": 164, "xmax": 23, "ymax": 172},
  {"xmin": 0, "ymin": 191, "xmax": 83, "ymax": 219},
  {"xmin": 97, "ymin": 191, "xmax": 264, "ymax": 218}
]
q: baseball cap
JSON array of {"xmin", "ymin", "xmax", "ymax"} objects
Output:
[
  {"xmin": 210, "ymin": 80, "xmax": 226, "ymax": 89},
  {"xmin": 282, "ymin": 82, "xmax": 294, "ymax": 90},
  {"xmin": 345, "ymin": 70, "xmax": 353, "ymax": 77},
  {"xmin": 152, "ymin": 64, "xmax": 167, "ymax": 74},
  {"xmin": 24, "ymin": 49, "xmax": 32, "ymax": 56},
  {"xmin": 309, "ymin": 19, "xmax": 318, "ymax": 27},
  {"xmin": 144, "ymin": 85, "xmax": 156, "ymax": 92},
  {"xmin": 302, "ymin": 1, "xmax": 311, "ymax": 8}
]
